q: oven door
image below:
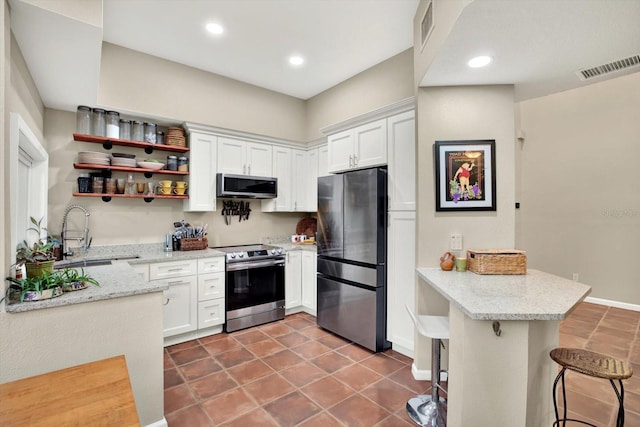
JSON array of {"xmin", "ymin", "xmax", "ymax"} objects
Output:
[{"xmin": 226, "ymin": 258, "xmax": 285, "ymax": 313}]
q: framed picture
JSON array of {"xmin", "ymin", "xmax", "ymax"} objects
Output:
[{"xmin": 434, "ymin": 140, "xmax": 496, "ymax": 211}]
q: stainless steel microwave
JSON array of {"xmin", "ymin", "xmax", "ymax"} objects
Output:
[{"xmin": 216, "ymin": 173, "xmax": 278, "ymax": 199}]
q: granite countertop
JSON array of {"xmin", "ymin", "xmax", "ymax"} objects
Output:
[
  {"xmin": 417, "ymin": 268, "xmax": 592, "ymax": 321},
  {"xmin": 5, "ymin": 243, "xmax": 226, "ymax": 314}
]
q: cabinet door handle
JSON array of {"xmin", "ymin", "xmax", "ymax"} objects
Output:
[
  {"xmin": 248, "ymin": 164, "xmax": 251, "ymax": 175},
  {"xmin": 167, "ymin": 280, "xmax": 187, "ymax": 285},
  {"xmin": 353, "ymin": 154, "xmax": 358, "ymax": 166},
  {"xmin": 167, "ymin": 267, "xmax": 184, "ymax": 272},
  {"xmin": 243, "ymin": 164, "xmax": 247, "ymax": 174},
  {"xmin": 349, "ymin": 155, "xmax": 353, "ymax": 167},
  {"xmin": 163, "ymin": 298, "xmax": 170, "ymax": 305}
]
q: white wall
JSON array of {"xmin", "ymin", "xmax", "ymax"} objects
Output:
[{"xmin": 517, "ymin": 72, "xmax": 640, "ymax": 305}]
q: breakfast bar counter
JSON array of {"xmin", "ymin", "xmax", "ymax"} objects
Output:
[{"xmin": 416, "ymin": 268, "xmax": 591, "ymax": 427}]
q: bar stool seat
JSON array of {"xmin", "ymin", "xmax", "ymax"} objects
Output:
[
  {"xmin": 550, "ymin": 347, "xmax": 633, "ymax": 427},
  {"xmin": 405, "ymin": 304, "xmax": 449, "ymax": 427}
]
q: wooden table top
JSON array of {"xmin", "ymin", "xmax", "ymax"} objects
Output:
[{"xmin": 0, "ymin": 355, "xmax": 140, "ymax": 426}]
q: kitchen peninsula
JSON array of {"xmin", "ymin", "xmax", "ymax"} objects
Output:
[{"xmin": 416, "ymin": 268, "xmax": 591, "ymax": 427}]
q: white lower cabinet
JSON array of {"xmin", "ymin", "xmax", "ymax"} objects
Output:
[
  {"xmin": 301, "ymin": 250, "xmax": 317, "ymax": 315},
  {"xmin": 285, "ymin": 251, "xmax": 302, "ymax": 309},
  {"xmin": 386, "ymin": 211, "xmax": 416, "ymax": 356},
  {"xmin": 285, "ymin": 250, "xmax": 317, "ymax": 315},
  {"xmin": 145, "ymin": 256, "xmax": 225, "ymax": 344}
]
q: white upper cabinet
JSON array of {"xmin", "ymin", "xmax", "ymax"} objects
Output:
[
  {"xmin": 291, "ymin": 148, "xmax": 308, "ymax": 212},
  {"xmin": 262, "ymin": 147, "xmax": 312, "ymax": 212},
  {"xmin": 317, "ymin": 145, "xmax": 329, "ymax": 178},
  {"xmin": 387, "ymin": 110, "xmax": 416, "ymax": 211},
  {"xmin": 184, "ymin": 131, "xmax": 217, "ymax": 212},
  {"xmin": 217, "ymin": 136, "xmax": 272, "ymax": 177},
  {"xmin": 327, "ymin": 118, "xmax": 387, "ymax": 173}
]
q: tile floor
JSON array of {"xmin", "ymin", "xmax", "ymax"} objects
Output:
[{"xmin": 164, "ymin": 302, "xmax": 639, "ymax": 426}]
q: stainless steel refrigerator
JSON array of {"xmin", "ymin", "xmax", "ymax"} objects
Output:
[{"xmin": 316, "ymin": 167, "xmax": 390, "ymax": 352}]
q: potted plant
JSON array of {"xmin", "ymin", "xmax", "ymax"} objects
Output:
[
  {"xmin": 3, "ymin": 267, "xmax": 100, "ymax": 303},
  {"xmin": 59, "ymin": 267, "xmax": 99, "ymax": 292},
  {"xmin": 16, "ymin": 216, "xmax": 56, "ymax": 278}
]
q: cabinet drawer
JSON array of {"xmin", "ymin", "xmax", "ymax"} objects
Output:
[
  {"xmin": 198, "ymin": 257, "xmax": 225, "ymax": 274},
  {"xmin": 198, "ymin": 299, "xmax": 225, "ymax": 329},
  {"xmin": 198, "ymin": 272, "xmax": 225, "ymax": 301},
  {"xmin": 150, "ymin": 259, "xmax": 197, "ymax": 280}
]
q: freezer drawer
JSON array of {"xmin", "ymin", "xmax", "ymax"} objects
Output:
[{"xmin": 317, "ymin": 275, "xmax": 389, "ymax": 352}]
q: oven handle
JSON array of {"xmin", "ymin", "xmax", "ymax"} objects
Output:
[{"xmin": 226, "ymin": 258, "xmax": 285, "ymax": 271}]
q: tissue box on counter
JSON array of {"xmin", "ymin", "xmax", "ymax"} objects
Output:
[{"xmin": 467, "ymin": 249, "xmax": 527, "ymax": 275}]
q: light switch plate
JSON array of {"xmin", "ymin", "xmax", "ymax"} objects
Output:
[{"xmin": 450, "ymin": 234, "xmax": 462, "ymax": 250}]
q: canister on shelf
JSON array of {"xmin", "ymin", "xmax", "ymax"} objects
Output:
[
  {"xmin": 92, "ymin": 108, "xmax": 106, "ymax": 137},
  {"xmin": 106, "ymin": 111, "xmax": 120, "ymax": 138},
  {"xmin": 178, "ymin": 156, "xmax": 188, "ymax": 172},
  {"xmin": 144, "ymin": 122, "xmax": 157, "ymax": 143},
  {"xmin": 119, "ymin": 119, "xmax": 131, "ymax": 140},
  {"xmin": 167, "ymin": 155, "xmax": 178, "ymax": 171},
  {"xmin": 156, "ymin": 131, "xmax": 165, "ymax": 145},
  {"xmin": 76, "ymin": 105, "xmax": 91, "ymax": 134},
  {"xmin": 77, "ymin": 173, "xmax": 91, "ymax": 193},
  {"xmin": 132, "ymin": 120, "xmax": 144, "ymax": 141}
]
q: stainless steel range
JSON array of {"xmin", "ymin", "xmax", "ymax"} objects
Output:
[{"xmin": 212, "ymin": 244, "xmax": 286, "ymax": 332}]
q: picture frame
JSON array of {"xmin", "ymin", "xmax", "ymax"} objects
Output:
[{"xmin": 434, "ymin": 139, "xmax": 496, "ymax": 211}]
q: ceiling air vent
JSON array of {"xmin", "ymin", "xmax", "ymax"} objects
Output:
[{"xmin": 576, "ymin": 54, "xmax": 640, "ymax": 80}]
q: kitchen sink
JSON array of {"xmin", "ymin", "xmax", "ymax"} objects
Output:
[{"xmin": 54, "ymin": 255, "xmax": 140, "ymax": 269}]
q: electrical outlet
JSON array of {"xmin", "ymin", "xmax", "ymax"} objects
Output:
[
  {"xmin": 572, "ymin": 273, "xmax": 579, "ymax": 282},
  {"xmin": 450, "ymin": 234, "xmax": 462, "ymax": 251}
]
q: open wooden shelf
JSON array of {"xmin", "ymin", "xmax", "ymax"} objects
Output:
[
  {"xmin": 73, "ymin": 133, "xmax": 189, "ymax": 154},
  {"xmin": 74, "ymin": 163, "xmax": 188, "ymax": 176},
  {"xmin": 73, "ymin": 192, "xmax": 188, "ymax": 203}
]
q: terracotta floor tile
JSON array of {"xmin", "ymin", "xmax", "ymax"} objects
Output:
[
  {"xmin": 585, "ymin": 340, "xmax": 630, "ymax": 360},
  {"xmin": 297, "ymin": 411, "xmax": 344, "ymax": 427},
  {"xmin": 260, "ymin": 321, "xmax": 296, "ymax": 337},
  {"xmin": 388, "ymin": 365, "xmax": 430, "ymax": 394},
  {"xmin": 600, "ymin": 317, "xmax": 637, "ymax": 332},
  {"xmin": 329, "ymin": 394, "xmax": 390, "ymax": 427},
  {"xmin": 280, "ymin": 361, "xmax": 327, "ymax": 387},
  {"xmin": 299, "ymin": 325, "xmax": 332, "ymax": 339},
  {"xmin": 232, "ymin": 328, "xmax": 271, "ymax": 345},
  {"xmin": 624, "ymin": 408, "xmax": 640, "ymax": 427},
  {"xmin": 595, "ymin": 324, "xmax": 637, "ymax": 341},
  {"xmin": 286, "ymin": 317, "xmax": 316, "ymax": 330},
  {"xmin": 170, "ymin": 345, "xmax": 210, "ymax": 366},
  {"xmin": 361, "ymin": 354, "xmax": 406, "ymax": 376},
  {"xmin": 189, "ymin": 370, "xmax": 238, "ymax": 400},
  {"xmin": 559, "ymin": 332, "xmax": 588, "ymax": 349},
  {"xmin": 276, "ymin": 331, "xmax": 311, "ymax": 348},
  {"xmin": 561, "ymin": 370, "xmax": 617, "ymax": 405},
  {"xmin": 301, "ymin": 376, "xmax": 356, "ymax": 408},
  {"xmin": 559, "ymin": 321, "xmax": 595, "ymax": 340},
  {"xmin": 291, "ymin": 340, "xmax": 333, "ymax": 359},
  {"xmin": 382, "ymin": 349, "xmax": 413, "ymax": 365},
  {"xmin": 163, "ymin": 351, "xmax": 175, "ymax": 370},
  {"xmin": 562, "ymin": 389, "xmax": 615, "ymax": 425},
  {"xmin": 263, "ymin": 391, "xmax": 322, "ymax": 426},
  {"xmin": 164, "ymin": 383, "xmax": 196, "ymax": 414},
  {"xmin": 201, "ymin": 336, "xmax": 242, "ymax": 356},
  {"xmin": 624, "ymin": 390, "xmax": 640, "ymax": 415},
  {"xmin": 165, "ymin": 404, "xmax": 212, "ymax": 427},
  {"xmin": 316, "ymin": 332, "xmax": 351, "ymax": 349},
  {"xmin": 166, "ymin": 340, "xmax": 201, "ymax": 353},
  {"xmin": 219, "ymin": 407, "xmax": 279, "ymax": 427},
  {"xmin": 375, "ymin": 413, "xmax": 414, "ymax": 426},
  {"xmin": 201, "ymin": 388, "xmax": 257, "ymax": 425},
  {"xmin": 361, "ymin": 378, "xmax": 416, "ymax": 412},
  {"xmin": 214, "ymin": 347, "xmax": 256, "ymax": 368},
  {"xmin": 178, "ymin": 357, "xmax": 222, "ymax": 381},
  {"xmin": 243, "ymin": 373, "xmax": 296, "ymax": 405},
  {"xmin": 333, "ymin": 363, "xmax": 383, "ymax": 391},
  {"xmin": 244, "ymin": 338, "xmax": 286, "ymax": 358},
  {"xmin": 312, "ymin": 351, "xmax": 354, "ymax": 373},
  {"xmin": 164, "ymin": 368, "xmax": 184, "ymax": 389},
  {"xmin": 337, "ymin": 343, "xmax": 375, "ymax": 362},
  {"xmin": 198, "ymin": 331, "xmax": 228, "ymax": 344},
  {"xmin": 262, "ymin": 349, "xmax": 305, "ymax": 371},
  {"xmin": 226, "ymin": 358, "xmax": 274, "ymax": 385},
  {"xmin": 591, "ymin": 331, "xmax": 634, "ymax": 350}
]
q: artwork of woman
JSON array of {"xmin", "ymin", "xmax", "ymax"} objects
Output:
[{"xmin": 453, "ymin": 161, "xmax": 474, "ymax": 195}]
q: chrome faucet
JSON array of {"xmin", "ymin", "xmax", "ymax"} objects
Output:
[{"xmin": 61, "ymin": 204, "xmax": 90, "ymax": 258}]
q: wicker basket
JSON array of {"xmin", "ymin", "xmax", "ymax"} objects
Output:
[
  {"xmin": 467, "ymin": 249, "xmax": 527, "ymax": 275},
  {"xmin": 180, "ymin": 237, "xmax": 208, "ymax": 251}
]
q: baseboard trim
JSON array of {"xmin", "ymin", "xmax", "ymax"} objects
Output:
[
  {"xmin": 411, "ymin": 363, "xmax": 448, "ymax": 382},
  {"xmin": 584, "ymin": 296, "xmax": 640, "ymax": 312},
  {"xmin": 145, "ymin": 417, "xmax": 168, "ymax": 427}
]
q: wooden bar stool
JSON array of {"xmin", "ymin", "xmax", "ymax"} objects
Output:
[
  {"xmin": 550, "ymin": 347, "xmax": 633, "ymax": 427},
  {"xmin": 405, "ymin": 304, "xmax": 450, "ymax": 427}
]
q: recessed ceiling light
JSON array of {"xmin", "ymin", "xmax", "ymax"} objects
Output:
[
  {"xmin": 206, "ymin": 23, "xmax": 224, "ymax": 35},
  {"xmin": 289, "ymin": 56, "xmax": 305, "ymax": 66},
  {"xmin": 468, "ymin": 55, "xmax": 492, "ymax": 68}
]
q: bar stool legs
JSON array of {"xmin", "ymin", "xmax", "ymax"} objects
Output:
[{"xmin": 406, "ymin": 335, "xmax": 446, "ymax": 427}]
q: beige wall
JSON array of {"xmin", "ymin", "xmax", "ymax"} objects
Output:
[
  {"xmin": 305, "ymin": 48, "xmax": 415, "ymax": 141},
  {"xmin": 517, "ymin": 72, "xmax": 640, "ymax": 305},
  {"xmin": 414, "ymin": 84, "xmax": 516, "ymax": 369},
  {"xmin": 99, "ymin": 43, "xmax": 307, "ymax": 143}
]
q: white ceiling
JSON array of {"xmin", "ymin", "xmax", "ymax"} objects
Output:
[{"xmin": 9, "ymin": 0, "xmax": 640, "ymax": 112}]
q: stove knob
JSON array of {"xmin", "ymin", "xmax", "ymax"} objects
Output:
[
  {"xmin": 276, "ymin": 248, "xmax": 283, "ymax": 254},
  {"xmin": 270, "ymin": 249, "xmax": 276, "ymax": 255},
  {"xmin": 238, "ymin": 252, "xmax": 245, "ymax": 258},
  {"xmin": 231, "ymin": 253, "xmax": 238, "ymax": 259}
]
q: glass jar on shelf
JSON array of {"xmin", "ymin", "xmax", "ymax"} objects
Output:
[
  {"xmin": 91, "ymin": 108, "xmax": 106, "ymax": 137},
  {"xmin": 76, "ymin": 106, "xmax": 91, "ymax": 135},
  {"xmin": 178, "ymin": 156, "xmax": 188, "ymax": 172},
  {"xmin": 106, "ymin": 110, "xmax": 120, "ymax": 138},
  {"xmin": 167, "ymin": 155, "xmax": 178, "ymax": 171},
  {"xmin": 119, "ymin": 119, "xmax": 131, "ymax": 140},
  {"xmin": 132, "ymin": 121, "xmax": 144, "ymax": 141},
  {"xmin": 144, "ymin": 122, "xmax": 157, "ymax": 143}
]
